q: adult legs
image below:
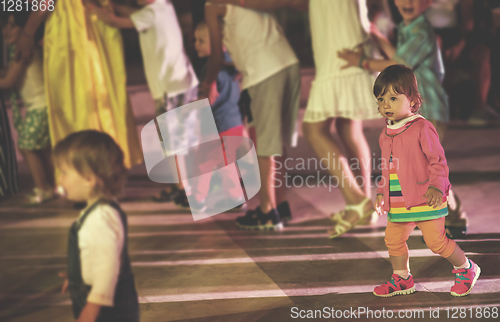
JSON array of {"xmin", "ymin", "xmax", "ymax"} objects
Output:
[
  {"xmin": 303, "ymin": 119, "xmax": 373, "ymax": 224},
  {"xmin": 336, "ymin": 118, "xmax": 372, "ymax": 198},
  {"xmin": 274, "ymin": 152, "xmax": 287, "ymax": 206},
  {"xmin": 20, "ymin": 148, "xmax": 53, "ymax": 191},
  {"xmin": 429, "ymin": 119, "xmax": 467, "ymax": 238},
  {"xmin": 257, "ymin": 156, "xmax": 276, "ymax": 213}
]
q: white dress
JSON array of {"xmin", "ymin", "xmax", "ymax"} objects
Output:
[{"xmin": 304, "ymin": 0, "xmax": 380, "ymax": 122}]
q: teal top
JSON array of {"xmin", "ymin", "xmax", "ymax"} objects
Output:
[{"xmin": 393, "ymin": 15, "xmax": 449, "ymax": 122}]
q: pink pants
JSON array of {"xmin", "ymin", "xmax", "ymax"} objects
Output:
[{"xmin": 194, "ymin": 125, "xmax": 247, "ymax": 201}]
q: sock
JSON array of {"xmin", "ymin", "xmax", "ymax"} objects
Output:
[
  {"xmin": 454, "ymin": 258, "xmax": 470, "ymax": 270},
  {"xmin": 393, "ymin": 269, "xmax": 410, "ymax": 279}
]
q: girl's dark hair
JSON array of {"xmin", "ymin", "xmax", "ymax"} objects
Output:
[
  {"xmin": 53, "ymin": 130, "xmax": 127, "ymax": 197},
  {"xmin": 373, "ymin": 64, "xmax": 422, "ymax": 113}
]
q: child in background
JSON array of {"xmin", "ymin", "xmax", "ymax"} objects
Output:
[
  {"xmin": 204, "ymin": 1, "xmax": 301, "ymax": 230},
  {"xmin": 372, "ymin": 65, "xmax": 479, "ymax": 298},
  {"xmin": 337, "ymin": 0, "xmax": 467, "ymax": 239},
  {"xmin": 182, "ymin": 20, "xmax": 245, "ymax": 211},
  {"xmin": 55, "ymin": 130, "xmax": 139, "ymax": 322},
  {"xmin": 0, "ymin": 11, "xmax": 54, "ymax": 204},
  {"xmin": 339, "ymin": 0, "xmax": 448, "ymax": 135},
  {"xmin": 89, "ymin": 0, "xmax": 199, "ymax": 203}
]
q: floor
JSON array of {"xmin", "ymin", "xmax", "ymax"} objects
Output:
[{"xmin": 1, "ymin": 81, "xmax": 500, "ymax": 321}]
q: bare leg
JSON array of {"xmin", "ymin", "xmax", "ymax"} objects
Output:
[
  {"xmin": 336, "ymin": 118, "xmax": 372, "ymax": 197},
  {"xmin": 175, "ymin": 155, "xmax": 187, "ymax": 191},
  {"xmin": 20, "ymin": 149, "xmax": 51, "ymax": 191},
  {"xmin": 445, "ymin": 244, "xmax": 467, "ymax": 267},
  {"xmin": 303, "ymin": 120, "xmax": 373, "ymax": 223},
  {"xmin": 429, "ymin": 121, "xmax": 464, "ymax": 226},
  {"xmin": 390, "ymin": 253, "xmax": 410, "ymax": 273},
  {"xmin": 257, "ymin": 156, "xmax": 276, "ymax": 213},
  {"xmin": 471, "ymin": 44, "xmax": 491, "ymax": 114},
  {"xmin": 274, "ymin": 152, "xmax": 287, "ymax": 205},
  {"xmin": 38, "ymin": 147, "xmax": 55, "ymax": 188}
]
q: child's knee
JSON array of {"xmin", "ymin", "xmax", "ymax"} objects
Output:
[
  {"xmin": 424, "ymin": 235, "xmax": 456, "ymax": 257},
  {"xmin": 385, "ymin": 237, "xmax": 409, "ymax": 257}
]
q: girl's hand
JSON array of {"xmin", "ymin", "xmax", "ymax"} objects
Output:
[
  {"xmin": 423, "ymin": 187, "xmax": 443, "ymax": 209},
  {"xmin": 58, "ymin": 272, "xmax": 68, "ymax": 295},
  {"xmin": 375, "ymin": 195, "xmax": 384, "ymax": 216},
  {"xmin": 337, "ymin": 47, "xmax": 362, "ymax": 70}
]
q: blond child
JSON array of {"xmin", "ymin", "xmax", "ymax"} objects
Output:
[{"xmin": 55, "ymin": 130, "xmax": 139, "ymax": 321}]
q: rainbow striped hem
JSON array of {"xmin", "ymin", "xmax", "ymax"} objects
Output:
[{"xmin": 388, "ymin": 156, "xmax": 448, "ymax": 222}]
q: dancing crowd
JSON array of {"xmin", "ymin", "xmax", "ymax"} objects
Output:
[{"xmin": 1, "ymin": 0, "xmax": 498, "ymax": 320}]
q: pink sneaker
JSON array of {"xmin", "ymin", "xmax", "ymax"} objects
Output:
[
  {"xmin": 451, "ymin": 259, "xmax": 481, "ymax": 297},
  {"xmin": 373, "ymin": 274, "xmax": 416, "ymax": 297}
]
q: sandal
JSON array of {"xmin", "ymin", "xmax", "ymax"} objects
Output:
[
  {"xmin": 330, "ymin": 209, "xmax": 378, "ymax": 225},
  {"xmin": 328, "ymin": 197, "xmax": 375, "ymax": 239}
]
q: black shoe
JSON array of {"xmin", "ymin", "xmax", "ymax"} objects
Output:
[
  {"xmin": 277, "ymin": 201, "xmax": 292, "ymax": 223},
  {"xmin": 174, "ymin": 190, "xmax": 190, "ymax": 209},
  {"xmin": 445, "ymin": 225, "xmax": 467, "ymax": 239},
  {"xmin": 236, "ymin": 207, "xmax": 283, "ymax": 231},
  {"xmin": 152, "ymin": 186, "xmax": 179, "ymax": 203}
]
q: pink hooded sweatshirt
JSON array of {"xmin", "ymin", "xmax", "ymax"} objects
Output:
[{"xmin": 376, "ymin": 117, "xmax": 451, "ymax": 212}]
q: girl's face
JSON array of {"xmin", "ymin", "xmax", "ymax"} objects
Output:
[
  {"xmin": 57, "ymin": 161, "xmax": 97, "ymax": 202},
  {"xmin": 2, "ymin": 15, "xmax": 21, "ymax": 45},
  {"xmin": 377, "ymin": 86, "xmax": 415, "ymax": 122},
  {"xmin": 194, "ymin": 26, "xmax": 211, "ymax": 58}
]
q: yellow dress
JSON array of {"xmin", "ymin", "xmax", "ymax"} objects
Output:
[{"xmin": 44, "ymin": 0, "xmax": 143, "ymax": 168}]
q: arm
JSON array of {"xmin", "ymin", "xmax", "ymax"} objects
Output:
[
  {"xmin": 207, "ymin": 0, "xmax": 308, "ymax": 11},
  {"xmin": 200, "ymin": 4, "xmax": 226, "ymax": 99},
  {"xmin": 90, "ymin": 5, "xmax": 135, "ymax": 29},
  {"xmin": 444, "ymin": 0, "xmax": 473, "ymax": 62},
  {"xmin": 336, "ymin": 47, "xmax": 398, "ymax": 72},
  {"xmin": 79, "ymin": 206, "xmax": 124, "ymax": 314},
  {"xmin": 419, "ymin": 123, "xmax": 450, "ymax": 196},
  {"xmin": 111, "ymin": 1, "xmax": 140, "ymax": 17},
  {"xmin": 376, "ymin": 136, "xmax": 386, "ymax": 196},
  {"xmin": 76, "ymin": 302, "xmax": 102, "ymax": 322},
  {"xmin": 370, "ymin": 23, "xmax": 397, "ymax": 59},
  {"xmin": 375, "ymin": 136, "xmax": 386, "ymax": 214},
  {"xmin": 0, "ymin": 60, "xmax": 25, "ymax": 89},
  {"xmin": 16, "ymin": 9, "xmax": 50, "ymax": 61}
]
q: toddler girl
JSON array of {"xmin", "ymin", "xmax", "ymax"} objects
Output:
[{"xmin": 373, "ymin": 65, "xmax": 479, "ymax": 297}]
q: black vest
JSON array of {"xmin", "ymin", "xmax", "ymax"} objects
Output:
[{"xmin": 67, "ymin": 199, "xmax": 139, "ymax": 321}]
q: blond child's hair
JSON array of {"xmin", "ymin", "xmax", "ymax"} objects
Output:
[{"xmin": 53, "ymin": 130, "xmax": 127, "ymax": 197}]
